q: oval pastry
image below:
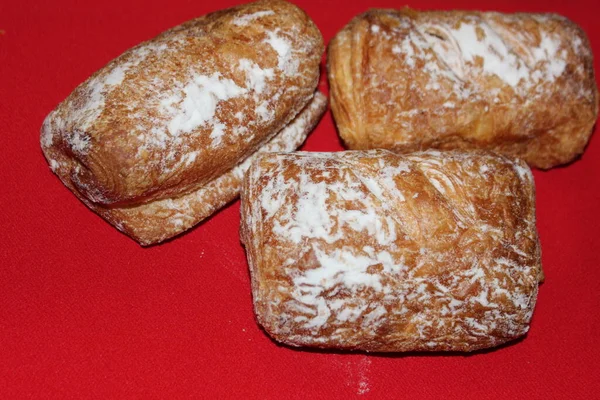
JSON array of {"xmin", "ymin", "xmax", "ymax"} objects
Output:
[
  {"xmin": 41, "ymin": 0, "xmax": 326, "ymax": 245},
  {"xmin": 328, "ymin": 9, "xmax": 598, "ymax": 168}
]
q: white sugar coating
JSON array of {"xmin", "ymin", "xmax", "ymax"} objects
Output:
[
  {"xmin": 472, "ymin": 287, "xmax": 493, "ymax": 307},
  {"xmin": 393, "ymin": 24, "xmax": 469, "ymax": 99},
  {"xmin": 233, "ymin": 10, "xmax": 274, "ymax": 26},
  {"xmin": 62, "ymin": 77, "xmax": 105, "ymax": 150},
  {"xmin": 264, "ymin": 31, "xmax": 290, "ymax": 68},
  {"xmin": 264, "ymin": 155, "xmax": 415, "ymax": 249},
  {"xmin": 256, "ymin": 101, "xmax": 273, "ymax": 121},
  {"xmin": 272, "ymin": 175, "xmax": 337, "ymax": 244},
  {"xmin": 451, "ymin": 22, "xmax": 530, "ymax": 87},
  {"xmin": 268, "ymin": 167, "xmax": 401, "ymax": 246},
  {"xmin": 68, "ymin": 130, "xmax": 91, "ymax": 155},
  {"xmin": 76, "ymin": 75, "xmax": 114, "ymax": 129},
  {"xmin": 512, "ymin": 162, "xmax": 533, "ymax": 182},
  {"xmin": 264, "ymin": 30, "xmax": 299, "ymax": 75},
  {"xmin": 304, "ymin": 297, "xmax": 331, "ymax": 329},
  {"xmin": 55, "ymin": 43, "xmax": 164, "ymax": 154},
  {"xmin": 39, "ymin": 42, "xmax": 167, "ymax": 156},
  {"xmin": 417, "ymin": 25, "xmax": 466, "ymax": 80},
  {"xmin": 133, "ymin": 45, "xmax": 286, "ymax": 165},
  {"xmin": 209, "ymin": 122, "xmax": 227, "ymax": 147},
  {"xmin": 182, "ymin": 150, "xmax": 199, "ymax": 166},
  {"xmin": 531, "ymin": 33, "xmax": 567, "ymax": 80},
  {"xmin": 165, "ymin": 73, "xmax": 246, "ymax": 136},
  {"xmin": 42, "ymin": 0, "xmax": 325, "ymax": 229},
  {"xmin": 532, "ymin": 34, "xmax": 560, "ymax": 62},
  {"xmin": 49, "ymin": 159, "xmax": 60, "ymax": 171},
  {"xmin": 294, "ymin": 245, "xmax": 405, "ymax": 295},
  {"xmin": 40, "ymin": 114, "xmax": 56, "ymax": 149},
  {"xmin": 238, "ymin": 59, "xmax": 275, "ymax": 94},
  {"xmin": 362, "ymin": 304, "xmax": 387, "ymax": 326},
  {"xmin": 428, "ymin": 176, "xmax": 446, "ymax": 194},
  {"xmin": 392, "ymin": 38, "xmax": 415, "ymax": 67},
  {"xmin": 236, "ymin": 59, "xmax": 275, "ymax": 125},
  {"xmin": 375, "ymin": 163, "xmax": 410, "ymax": 201},
  {"xmin": 337, "ymin": 304, "xmax": 368, "ymax": 322},
  {"xmin": 230, "ymin": 93, "xmax": 325, "ymax": 181},
  {"xmin": 390, "ymin": 14, "xmax": 574, "ymax": 100},
  {"xmin": 49, "ymin": 16, "xmax": 314, "ymax": 174},
  {"xmin": 234, "ymin": 125, "xmax": 249, "ymax": 138},
  {"xmin": 104, "ymin": 66, "xmax": 126, "ymax": 86}
]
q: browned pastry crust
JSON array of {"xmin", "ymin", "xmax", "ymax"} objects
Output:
[
  {"xmin": 40, "ymin": 0, "xmax": 325, "ymax": 244},
  {"xmin": 56, "ymin": 92, "xmax": 326, "ymax": 246},
  {"xmin": 328, "ymin": 9, "xmax": 598, "ymax": 169},
  {"xmin": 241, "ymin": 149, "xmax": 542, "ymax": 352}
]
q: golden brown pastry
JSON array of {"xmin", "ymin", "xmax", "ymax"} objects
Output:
[
  {"xmin": 41, "ymin": 0, "xmax": 325, "ymax": 245},
  {"xmin": 328, "ymin": 9, "xmax": 598, "ymax": 169},
  {"xmin": 241, "ymin": 149, "xmax": 542, "ymax": 352}
]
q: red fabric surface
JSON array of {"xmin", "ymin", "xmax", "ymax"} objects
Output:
[{"xmin": 1, "ymin": 0, "xmax": 599, "ymax": 398}]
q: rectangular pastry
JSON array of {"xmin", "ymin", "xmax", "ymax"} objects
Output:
[
  {"xmin": 328, "ymin": 9, "xmax": 598, "ymax": 169},
  {"xmin": 241, "ymin": 149, "xmax": 543, "ymax": 352},
  {"xmin": 41, "ymin": 0, "xmax": 325, "ymax": 245}
]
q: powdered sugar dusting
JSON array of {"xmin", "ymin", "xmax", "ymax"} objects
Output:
[
  {"xmin": 256, "ymin": 101, "xmax": 273, "ymax": 122},
  {"xmin": 40, "ymin": 114, "xmax": 56, "ymax": 149},
  {"xmin": 391, "ymin": 13, "xmax": 573, "ymax": 98},
  {"xmin": 265, "ymin": 157, "xmax": 404, "ymax": 248},
  {"xmin": 390, "ymin": 21, "xmax": 469, "ymax": 98},
  {"xmin": 58, "ymin": 43, "xmax": 163, "ymax": 154},
  {"xmin": 104, "ymin": 66, "xmax": 126, "ymax": 86},
  {"xmin": 356, "ymin": 357, "xmax": 371, "ymax": 395},
  {"xmin": 233, "ymin": 10, "xmax": 274, "ymax": 26},
  {"xmin": 264, "ymin": 30, "xmax": 299, "ymax": 75},
  {"xmin": 239, "ymin": 59, "xmax": 275, "ymax": 94},
  {"xmin": 163, "ymin": 73, "xmax": 245, "ymax": 141},
  {"xmin": 49, "ymin": 159, "xmax": 60, "ymax": 171},
  {"xmin": 334, "ymin": 356, "xmax": 371, "ymax": 396},
  {"xmin": 451, "ymin": 21, "xmax": 530, "ymax": 87},
  {"xmin": 331, "ymin": 10, "xmax": 596, "ymax": 168},
  {"xmin": 531, "ymin": 34, "xmax": 567, "ymax": 80},
  {"xmin": 67, "ymin": 130, "xmax": 92, "ymax": 155}
]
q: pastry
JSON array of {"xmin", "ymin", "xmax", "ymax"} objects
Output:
[
  {"xmin": 41, "ymin": 0, "xmax": 325, "ymax": 245},
  {"xmin": 241, "ymin": 149, "xmax": 542, "ymax": 352},
  {"xmin": 328, "ymin": 9, "xmax": 598, "ymax": 168}
]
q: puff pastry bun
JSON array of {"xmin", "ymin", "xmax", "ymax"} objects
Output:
[
  {"xmin": 41, "ymin": 0, "xmax": 325, "ymax": 245},
  {"xmin": 241, "ymin": 149, "xmax": 542, "ymax": 352},
  {"xmin": 328, "ymin": 9, "xmax": 598, "ymax": 168}
]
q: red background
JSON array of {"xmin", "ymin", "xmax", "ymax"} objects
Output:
[{"xmin": 1, "ymin": 0, "xmax": 599, "ymax": 398}]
